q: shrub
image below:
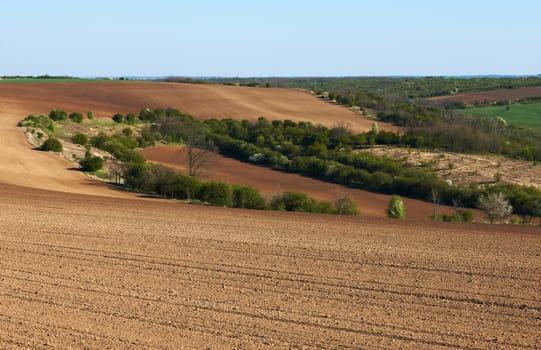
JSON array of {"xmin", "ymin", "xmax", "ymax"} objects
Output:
[
  {"xmin": 477, "ymin": 192, "xmax": 512, "ymax": 223},
  {"xmin": 122, "ymin": 127, "xmax": 133, "ymax": 137},
  {"xmin": 122, "ymin": 161, "xmax": 152, "ymax": 191},
  {"xmin": 271, "ymin": 192, "xmax": 312, "ymax": 212},
  {"xmin": 461, "ymin": 209, "xmax": 474, "ymax": 222},
  {"xmin": 20, "ymin": 114, "xmax": 56, "ymax": 134},
  {"xmin": 40, "ymin": 137, "xmax": 63, "ymax": 152},
  {"xmin": 49, "ymin": 109, "xmax": 67, "ymax": 121},
  {"xmin": 198, "ymin": 181, "xmax": 233, "ymax": 207},
  {"xmin": 87, "ymin": 111, "xmax": 94, "ymax": 120},
  {"xmin": 169, "ymin": 173, "xmax": 201, "ymax": 200},
  {"xmin": 334, "ymin": 194, "xmax": 359, "ymax": 215},
  {"xmin": 79, "ymin": 155, "xmax": 103, "ymax": 172},
  {"xmin": 232, "ymin": 185, "xmax": 267, "ymax": 209},
  {"xmin": 112, "ymin": 113, "xmax": 124, "ymax": 123},
  {"xmin": 68, "ymin": 112, "xmax": 84, "ymax": 123},
  {"xmin": 71, "ymin": 133, "xmax": 88, "ymax": 145},
  {"xmin": 314, "ymin": 200, "xmax": 336, "ymax": 214},
  {"xmin": 387, "ymin": 195, "xmax": 406, "ymax": 219},
  {"xmin": 509, "ymin": 217, "xmax": 522, "ymax": 225},
  {"xmin": 125, "ymin": 113, "xmax": 137, "ymax": 125}
]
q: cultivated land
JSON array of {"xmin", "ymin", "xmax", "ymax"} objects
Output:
[
  {"xmin": 0, "ymin": 81, "xmax": 540, "ymax": 349},
  {"xmin": 425, "ymin": 86, "xmax": 541, "ymax": 104},
  {"xmin": 426, "ymin": 86, "xmax": 541, "ymax": 104}
]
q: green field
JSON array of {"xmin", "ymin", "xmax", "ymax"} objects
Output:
[{"xmin": 464, "ymin": 103, "xmax": 541, "ymax": 132}]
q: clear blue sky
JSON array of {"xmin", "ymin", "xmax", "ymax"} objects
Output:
[{"xmin": 1, "ymin": 0, "xmax": 540, "ymax": 77}]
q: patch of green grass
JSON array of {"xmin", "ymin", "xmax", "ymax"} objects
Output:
[
  {"xmin": 464, "ymin": 103, "xmax": 541, "ymax": 132},
  {"xmin": 90, "ymin": 169, "xmax": 109, "ymax": 179}
]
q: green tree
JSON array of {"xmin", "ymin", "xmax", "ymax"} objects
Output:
[
  {"xmin": 79, "ymin": 154, "xmax": 103, "ymax": 172},
  {"xmin": 40, "ymin": 137, "xmax": 63, "ymax": 152},
  {"xmin": 112, "ymin": 113, "xmax": 124, "ymax": 123},
  {"xmin": 49, "ymin": 109, "xmax": 67, "ymax": 121},
  {"xmin": 71, "ymin": 133, "xmax": 88, "ymax": 145},
  {"xmin": 387, "ymin": 195, "xmax": 406, "ymax": 219},
  {"xmin": 69, "ymin": 112, "xmax": 83, "ymax": 123}
]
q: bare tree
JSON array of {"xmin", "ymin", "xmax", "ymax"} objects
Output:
[
  {"xmin": 181, "ymin": 124, "xmax": 216, "ymax": 177},
  {"xmin": 477, "ymin": 192, "xmax": 512, "ymax": 223}
]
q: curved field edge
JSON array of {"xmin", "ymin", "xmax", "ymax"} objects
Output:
[{"xmin": 139, "ymin": 146, "xmax": 467, "ymax": 222}]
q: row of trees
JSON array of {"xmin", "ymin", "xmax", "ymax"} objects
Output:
[{"xmin": 121, "ymin": 161, "xmax": 358, "ymax": 214}]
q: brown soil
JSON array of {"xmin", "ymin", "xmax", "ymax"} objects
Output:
[
  {"xmin": 0, "ymin": 81, "xmax": 398, "ymax": 133},
  {"xmin": 1, "ymin": 182, "xmax": 539, "ymax": 349},
  {"xmin": 140, "ymin": 146, "xmax": 453, "ymax": 222},
  {"xmin": 0, "ymin": 82, "xmax": 540, "ymax": 349},
  {"xmin": 425, "ymin": 86, "xmax": 541, "ymax": 104}
]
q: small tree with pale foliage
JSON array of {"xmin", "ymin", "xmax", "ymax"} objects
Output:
[
  {"xmin": 334, "ymin": 194, "xmax": 359, "ymax": 215},
  {"xmin": 477, "ymin": 192, "xmax": 512, "ymax": 223},
  {"xmin": 371, "ymin": 122, "xmax": 379, "ymax": 135}
]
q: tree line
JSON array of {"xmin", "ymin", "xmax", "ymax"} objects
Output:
[{"xmin": 111, "ymin": 109, "xmax": 540, "ymax": 218}]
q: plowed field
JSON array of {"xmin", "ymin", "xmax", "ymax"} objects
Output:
[
  {"xmin": 1, "ymin": 183, "xmax": 540, "ymax": 349},
  {"xmin": 0, "ymin": 82, "xmax": 540, "ymax": 349},
  {"xmin": 0, "ymin": 81, "xmax": 396, "ymax": 132},
  {"xmin": 425, "ymin": 86, "xmax": 541, "ymax": 104}
]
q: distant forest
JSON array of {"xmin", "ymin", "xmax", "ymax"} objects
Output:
[{"xmin": 165, "ymin": 76, "xmax": 541, "ymax": 99}]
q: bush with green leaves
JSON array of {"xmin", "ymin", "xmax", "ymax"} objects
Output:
[
  {"xmin": 271, "ymin": 191, "xmax": 312, "ymax": 212},
  {"xmin": 87, "ymin": 111, "xmax": 94, "ymax": 120},
  {"xmin": 71, "ymin": 133, "xmax": 88, "ymax": 145},
  {"xmin": 334, "ymin": 194, "xmax": 359, "ymax": 215},
  {"xmin": 40, "ymin": 137, "xmax": 63, "ymax": 152},
  {"xmin": 49, "ymin": 109, "xmax": 67, "ymax": 121},
  {"xmin": 461, "ymin": 209, "xmax": 474, "ymax": 222},
  {"xmin": 68, "ymin": 112, "xmax": 83, "ymax": 123},
  {"xmin": 79, "ymin": 154, "xmax": 103, "ymax": 172},
  {"xmin": 270, "ymin": 191, "xmax": 335, "ymax": 213},
  {"xmin": 112, "ymin": 113, "xmax": 124, "ymax": 123},
  {"xmin": 434, "ymin": 210, "xmax": 473, "ymax": 223},
  {"xmin": 20, "ymin": 114, "xmax": 55, "ymax": 134},
  {"xmin": 125, "ymin": 113, "xmax": 137, "ymax": 125},
  {"xmin": 232, "ymin": 184, "xmax": 267, "ymax": 209},
  {"xmin": 198, "ymin": 181, "xmax": 233, "ymax": 207},
  {"xmin": 90, "ymin": 132, "xmax": 143, "ymax": 163},
  {"xmin": 122, "ymin": 127, "xmax": 133, "ymax": 137},
  {"xmin": 387, "ymin": 195, "xmax": 406, "ymax": 219}
]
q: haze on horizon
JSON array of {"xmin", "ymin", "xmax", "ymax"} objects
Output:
[{"xmin": 2, "ymin": 0, "xmax": 540, "ymax": 77}]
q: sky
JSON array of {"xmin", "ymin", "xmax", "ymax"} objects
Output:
[{"xmin": 1, "ymin": 0, "xmax": 540, "ymax": 77}]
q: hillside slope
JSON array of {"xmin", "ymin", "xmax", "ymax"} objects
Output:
[{"xmin": 0, "ymin": 81, "xmax": 392, "ymax": 195}]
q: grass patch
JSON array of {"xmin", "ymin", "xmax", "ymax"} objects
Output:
[
  {"xmin": 89, "ymin": 169, "xmax": 109, "ymax": 179},
  {"xmin": 464, "ymin": 103, "xmax": 541, "ymax": 132}
]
